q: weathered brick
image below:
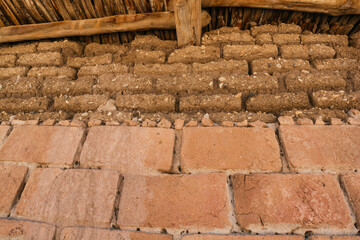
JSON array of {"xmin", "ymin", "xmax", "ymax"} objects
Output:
[
  {"xmin": 308, "ymin": 44, "xmax": 336, "ymax": 60},
  {"xmin": 0, "ymin": 97, "xmax": 50, "ymax": 113},
  {"xmin": 27, "ymin": 66, "xmax": 77, "ymax": 79},
  {"xmin": 94, "ymin": 73, "xmax": 152, "ymax": 94},
  {"xmin": 42, "ymin": 76, "xmax": 95, "ymax": 97},
  {"xmin": 341, "ymin": 173, "xmax": 360, "ymax": 228},
  {"xmin": 80, "ymin": 126, "xmax": 174, "ymax": 173},
  {"xmin": 280, "ymin": 125, "xmax": 360, "ymax": 172},
  {"xmin": 350, "ymin": 71, "xmax": 360, "ymax": 91},
  {"xmin": 0, "ymin": 219, "xmax": 55, "ymax": 239},
  {"xmin": 335, "ymin": 46, "xmax": 360, "ymax": 59},
  {"xmin": 180, "ymin": 94, "xmax": 242, "ymax": 112},
  {"xmin": 218, "ymin": 74, "xmax": 278, "ymax": 93},
  {"xmin": 273, "ymin": 34, "xmax": 300, "ymax": 45},
  {"xmin": 0, "ymin": 76, "xmax": 41, "ymax": 98},
  {"xmin": 131, "ymin": 35, "xmax": 177, "ymax": 53},
  {"xmin": 120, "ymin": 49, "xmax": 166, "ymax": 64},
  {"xmin": 78, "ymin": 63, "xmax": 129, "ymax": 76},
  {"xmin": 251, "ymin": 25, "xmax": 279, "ymax": 36},
  {"xmin": 182, "ymin": 235, "xmax": 303, "ymax": 240},
  {"xmin": 193, "ymin": 60, "xmax": 248, "ymax": 74},
  {"xmin": 135, "ymin": 63, "xmax": 188, "ymax": 76},
  {"xmin": 0, "ymin": 126, "xmax": 84, "ymax": 166},
  {"xmin": 168, "ymin": 46, "xmax": 220, "ymax": 63},
  {"xmin": 16, "ymin": 168, "xmax": 120, "ymax": 227},
  {"xmin": 351, "ymin": 38, "xmax": 360, "ymax": 48},
  {"xmin": 0, "ymin": 126, "xmax": 10, "ymax": 143},
  {"xmin": 59, "ymin": 227, "xmax": 173, "ymax": 240},
  {"xmin": 38, "ymin": 41, "xmax": 83, "ymax": 55},
  {"xmin": 232, "ymin": 173, "xmax": 355, "ymax": 234},
  {"xmin": 285, "ymin": 71, "xmax": 346, "ymax": 92},
  {"xmin": 0, "ymin": 43, "xmax": 37, "ymax": 55},
  {"xmin": 115, "ymin": 94, "xmax": 175, "ymax": 112},
  {"xmin": 117, "ymin": 173, "xmax": 231, "ymax": 230},
  {"xmin": 0, "ymin": 164, "xmax": 28, "ymax": 216},
  {"xmin": 280, "ymin": 45, "xmax": 309, "ymax": 59},
  {"xmin": 181, "ymin": 127, "xmax": 281, "ymax": 173},
  {"xmin": 84, "ymin": 43, "xmax": 127, "ymax": 56},
  {"xmin": 202, "ymin": 30, "xmax": 255, "ymax": 46},
  {"xmin": 54, "ymin": 94, "xmax": 108, "ymax": 112},
  {"xmin": 301, "ymin": 34, "xmax": 348, "ymax": 46},
  {"xmin": 0, "ymin": 54, "xmax": 16, "ymax": 67},
  {"xmin": 247, "ymin": 92, "xmax": 311, "ymax": 113},
  {"xmin": 0, "ymin": 67, "xmax": 28, "ymax": 80},
  {"xmin": 311, "ymin": 90, "xmax": 359, "ymax": 110},
  {"xmin": 311, "ymin": 237, "xmax": 360, "ymax": 240},
  {"xmin": 316, "ymin": 59, "xmax": 358, "ymax": 71},
  {"xmin": 156, "ymin": 74, "xmax": 214, "ymax": 94},
  {"xmin": 223, "ymin": 44, "xmax": 278, "ymax": 61},
  {"xmin": 255, "ymin": 33, "xmax": 273, "ymax": 45},
  {"xmin": 17, "ymin": 52, "xmax": 63, "ymax": 67},
  {"xmin": 67, "ymin": 54, "xmax": 112, "ymax": 68},
  {"xmin": 278, "ymin": 23, "xmax": 302, "ymax": 34},
  {"xmin": 252, "ymin": 58, "xmax": 312, "ymax": 74}
]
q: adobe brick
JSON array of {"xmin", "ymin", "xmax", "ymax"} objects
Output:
[
  {"xmin": 180, "ymin": 94, "xmax": 242, "ymax": 112},
  {"xmin": 232, "ymin": 173, "xmax": 356, "ymax": 234},
  {"xmin": 0, "ymin": 97, "xmax": 50, "ymax": 113},
  {"xmin": 202, "ymin": 31, "xmax": 255, "ymax": 46},
  {"xmin": 252, "ymin": 58, "xmax": 312, "ymax": 74},
  {"xmin": 67, "ymin": 54, "xmax": 112, "ymax": 68},
  {"xmin": 273, "ymin": 34, "xmax": 300, "ymax": 45},
  {"xmin": 255, "ymin": 33, "xmax": 273, "ymax": 45},
  {"xmin": 280, "ymin": 125, "xmax": 360, "ymax": 172},
  {"xmin": 181, "ymin": 127, "xmax": 281, "ymax": 173},
  {"xmin": 278, "ymin": 23, "xmax": 302, "ymax": 34},
  {"xmin": 120, "ymin": 49, "xmax": 166, "ymax": 64},
  {"xmin": 0, "ymin": 76, "xmax": 41, "ymax": 98},
  {"xmin": 301, "ymin": 34, "xmax": 348, "ymax": 46},
  {"xmin": 27, "ymin": 66, "xmax": 77, "ymax": 79},
  {"xmin": 0, "ymin": 219, "xmax": 55, "ymax": 240},
  {"xmin": 0, "ymin": 126, "xmax": 84, "ymax": 166},
  {"xmin": 251, "ymin": 24, "xmax": 279, "ymax": 36},
  {"xmin": 80, "ymin": 126, "xmax": 174, "ymax": 173},
  {"xmin": 42, "ymin": 76, "xmax": 95, "ymax": 97},
  {"xmin": 182, "ymin": 235, "xmax": 303, "ymax": 240},
  {"xmin": 308, "ymin": 44, "xmax": 336, "ymax": 60},
  {"xmin": 341, "ymin": 173, "xmax": 360, "ymax": 229},
  {"xmin": 193, "ymin": 60, "xmax": 248, "ymax": 74},
  {"xmin": 218, "ymin": 74, "xmax": 278, "ymax": 93},
  {"xmin": 335, "ymin": 46, "xmax": 360, "ymax": 59},
  {"xmin": 78, "ymin": 63, "xmax": 129, "ymax": 76},
  {"xmin": 17, "ymin": 52, "xmax": 63, "ymax": 67},
  {"xmin": 315, "ymin": 59, "xmax": 358, "ymax": 71},
  {"xmin": 156, "ymin": 74, "xmax": 214, "ymax": 94},
  {"xmin": 131, "ymin": 35, "xmax": 177, "ymax": 54},
  {"xmin": 134, "ymin": 63, "xmax": 189, "ymax": 76},
  {"xmin": 115, "ymin": 94, "xmax": 175, "ymax": 112},
  {"xmin": 15, "ymin": 168, "xmax": 120, "ymax": 227},
  {"xmin": 84, "ymin": 42, "xmax": 127, "ymax": 56},
  {"xmin": 168, "ymin": 45, "xmax": 220, "ymax": 63},
  {"xmin": 0, "ymin": 67, "xmax": 28, "ymax": 80},
  {"xmin": 223, "ymin": 44, "xmax": 278, "ymax": 61},
  {"xmin": 351, "ymin": 38, "xmax": 360, "ymax": 48},
  {"xmin": 280, "ymin": 45, "xmax": 308, "ymax": 59},
  {"xmin": 0, "ymin": 54, "xmax": 16, "ymax": 67},
  {"xmin": 0, "ymin": 126, "xmax": 10, "ymax": 143},
  {"xmin": 311, "ymin": 90, "xmax": 357, "ymax": 110},
  {"xmin": 350, "ymin": 71, "xmax": 360, "ymax": 91},
  {"xmin": 38, "ymin": 41, "xmax": 83, "ymax": 55},
  {"xmin": 54, "ymin": 94, "xmax": 108, "ymax": 112},
  {"xmin": 117, "ymin": 173, "xmax": 231, "ymax": 230},
  {"xmin": 0, "ymin": 164, "xmax": 28, "ymax": 216},
  {"xmin": 0, "ymin": 43, "xmax": 37, "ymax": 55}
]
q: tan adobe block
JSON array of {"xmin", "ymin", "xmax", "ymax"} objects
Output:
[
  {"xmin": 0, "ymin": 54, "xmax": 16, "ymax": 67},
  {"xmin": 311, "ymin": 90, "xmax": 358, "ymax": 110},
  {"xmin": 308, "ymin": 44, "xmax": 336, "ymax": 60},
  {"xmin": 278, "ymin": 23, "xmax": 302, "ymax": 34},
  {"xmin": 301, "ymin": 34, "xmax": 348, "ymax": 46},
  {"xmin": 180, "ymin": 94, "xmax": 242, "ymax": 112},
  {"xmin": 255, "ymin": 33, "xmax": 273, "ymax": 45},
  {"xmin": 168, "ymin": 45, "xmax": 220, "ymax": 63},
  {"xmin": 15, "ymin": 168, "xmax": 120, "ymax": 227},
  {"xmin": 335, "ymin": 46, "xmax": 360, "ymax": 59},
  {"xmin": 67, "ymin": 54, "xmax": 112, "ymax": 68},
  {"xmin": 351, "ymin": 38, "xmax": 360, "ymax": 48},
  {"xmin": 84, "ymin": 43, "xmax": 127, "ymax": 56},
  {"xmin": 223, "ymin": 44, "xmax": 278, "ymax": 61},
  {"xmin": 0, "ymin": 126, "xmax": 10, "ymax": 143},
  {"xmin": 280, "ymin": 45, "xmax": 309, "ymax": 59},
  {"xmin": 0, "ymin": 126, "xmax": 84, "ymax": 166},
  {"xmin": 341, "ymin": 173, "xmax": 360, "ymax": 232},
  {"xmin": 80, "ymin": 126, "xmax": 174, "ymax": 173},
  {"xmin": 117, "ymin": 173, "xmax": 231, "ymax": 231},
  {"xmin": 181, "ymin": 127, "xmax": 281, "ymax": 173},
  {"xmin": 120, "ymin": 49, "xmax": 166, "ymax": 64},
  {"xmin": 193, "ymin": 60, "xmax": 248, "ymax": 74},
  {"xmin": 54, "ymin": 95, "xmax": 108, "ymax": 112},
  {"xmin": 38, "ymin": 41, "xmax": 83, "ymax": 55},
  {"xmin": 0, "ymin": 76, "xmax": 41, "ymax": 98},
  {"xmin": 78, "ymin": 63, "xmax": 129, "ymax": 76},
  {"xmin": 0, "ymin": 43, "xmax": 37, "ymax": 55},
  {"xmin": 17, "ymin": 52, "xmax": 63, "ymax": 67},
  {"xmin": 252, "ymin": 58, "xmax": 311, "ymax": 74},
  {"xmin": 115, "ymin": 94, "xmax": 175, "ymax": 112},
  {"xmin": 134, "ymin": 63, "xmax": 189, "ymax": 76},
  {"xmin": 156, "ymin": 74, "xmax": 214, "ymax": 94},
  {"xmin": 280, "ymin": 125, "xmax": 360, "ymax": 172},
  {"xmin": 0, "ymin": 67, "xmax": 28, "ymax": 80},
  {"xmin": 251, "ymin": 24, "xmax": 279, "ymax": 36},
  {"xmin": 182, "ymin": 235, "xmax": 303, "ymax": 240},
  {"xmin": 313, "ymin": 59, "xmax": 358, "ymax": 71},
  {"xmin": 273, "ymin": 34, "xmax": 300, "ymax": 45},
  {"xmin": 27, "ymin": 66, "xmax": 77, "ymax": 79},
  {"xmin": 0, "ymin": 219, "xmax": 55, "ymax": 240},
  {"xmin": 42, "ymin": 76, "xmax": 95, "ymax": 97},
  {"xmin": 131, "ymin": 35, "xmax": 177, "ymax": 53},
  {"xmin": 0, "ymin": 97, "xmax": 50, "ymax": 113},
  {"xmin": 0, "ymin": 164, "xmax": 28, "ymax": 216},
  {"xmin": 232, "ymin": 173, "xmax": 356, "ymax": 234},
  {"xmin": 202, "ymin": 31, "xmax": 255, "ymax": 46}
]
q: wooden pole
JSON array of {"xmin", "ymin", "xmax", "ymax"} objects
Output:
[{"xmin": 0, "ymin": 11, "xmax": 211, "ymax": 44}]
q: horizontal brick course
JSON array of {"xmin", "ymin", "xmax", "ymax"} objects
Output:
[
  {"xmin": 130, "ymin": 35, "xmax": 177, "ymax": 53},
  {"xmin": 308, "ymin": 44, "xmax": 336, "ymax": 60},
  {"xmin": 0, "ymin": 97, "xmax": 50, "ymax": 113},
  {"xmin": 180, "ymin": 94, "xmax": 242, "ymax": 112},
  {"xmin": 0, "ymin": 67, "xmax": 28, "ymax": 80},
  {"xmin": 115, "ymin": 94, "xmax": 175, "ymax": 112},
  {"xmin": 54, "ymin": 94, "xmax": 108, "ymax": 112},
  {"xmin": 67, "ymin": 54, "xmax": 112, "ymax": 68},
  {"xmin": 78, "ymin": 63, "xmax": 129, "ymax": 76},
  {"xmin": 218, "ymin": 74, "xmax": 278, "ymax": 93},
  {"xmin": 42, "ymin": 76, "xmax": 95, "ymax": 97},
  {"xmin": 0, "ymin": 219, "xmax": 55, "ymax": 240},
  {"xmin": 273, "ymin": 34, "xmax": 300, "ymax": 45},
  {"xmin": 311, "ymin": 90, "xmax": 359, "ymax": 110},
  {"xmin": 17, "ymin": 52, "xmax": 63, "ymax": 67},
  {"xmin": 182, "ymin": 235, "xmax": 303, "ymax": 240},
  {"xmin": 134, "ymin": 63, "xmax": 189, "ymax": 76},
  {"xmin": 84, "ymin": 43, "xmax": 127, "ymax": 56},
  {"xmin": 0, "ymin": 43, "xmax": 37, "ymax": 55},
  {"xmin": 223, "ymin": 44, "xmax": 278, "ymax": 61},
  {"xmin": 313, "ymin": 59, "xmax": 358, "ymax": 71},
  {"xmin": 0, "ymin": 54, "xmax": 16, "ymax": 67},
  {"xmin": 27, "ymin": 66, "xmax": 77, "ymax": 79},
  {"xmin": 335, "ymin": 46, "xmax": 360, "ymax": 59},
  {"xmin": 280, "ymin": 45, "xmax": 308, "ymax": 59},
  {"xmin": 120, "ymin": 49, "xmax": 166, "ymax": 64},
  {"xmin": 0, "ymin": 76, "xmax": 41, "ymax": 98},
  {"xmin": 251, "ymin": 24, "xmax": 278, "ymax": 36},
  {"xmin": 301, "ymin": 34, "xmax": 348, "ymax": 46},
  {"xmin": 37, "ymin": 41, "xmax": 83, "ymax": 55},
  {"xmin": 193, "ymin": 60, "xmax": 248, "ymax": 74},
  {"xmin": 168, "ymin": 46, "xmax": 220, "ymax": 63},
  {"xmin": 202, "ymin": 31, "xmax": 255, "ymax": 46},
  {"xmin": 251, "ymin": 58, "xmax": 311, "ymax": 74},
  {"xmin": 156, "ymin": 74, "xmax": 214, "ymax": 94}
]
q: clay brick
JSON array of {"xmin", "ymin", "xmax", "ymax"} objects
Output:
[
  {"xmin": 120, "ymin": 49, "xmax": 166, "ymax": 64},
  {"xmin": 16, "ymin": 168, "xmax": 120, "ymax": 227},
  {"xmin": 59, "ymin": 227, "xmax": 173, "ymax": 240},
  {"xmin": 350, "ymin": 71, "xmax": 360, "ymax": 91},
  {"xmin": 252, "ymin": 58, "xmax": 312, "ymax": 74},
  {"xmin": 67, "ymin": 54, "xmax": 112, "ymax": 68},
  {"xmin": 202, "ymin": 31, "xmax": 255, "ymax": 46},
  {"xmin": 223, "ymin": 44, "xmax": 278, "ymax": 61},
  {"xmin": 341, "ymin": 173, "xmax": 360, "ymax": 228},
  {"xmin": 0, "ymin": 43, "xmax": 37, "ymax": 55},
  {"xmin": 80, "ymin": 126, "xmax": 174, "ymax": 173},
  {"xmin": 280, "ymin": 44, "xmax": 309, "ymax": 59},
  {"xmin": 314, "ymin": 59, "xmax": 358, "ymax": 71},
  {"xmin": 273, "ymin": 34, "xmax": 300, "ymax": 45},
  {"xmin": 278, "ymin": 23, "xmax": 302, "ymax": 34},
  {"xmin": 255, "ymin": 33, "xmax": 273, "ymax": 45},
  {"xmin": 17, "ymin": 52, "xmax": 63, "ymax": 67},
  {"xmin": 280, "ymin": 125, "xmax": 360, "ymax": 172},
  {"xmin": 285, "ymin": 71, "xmax": 346, "ymax": 92},
  {"xmin": 134, "ymin": 63, "xmax": 189, "ymax": 76},
  {"xmin": 311, "ymin": 90, "xmax": 357, "ymax": 110},
  {"xmin": 301, "ymin": 34, "xmax": 348, "ymax": 46},
  {"xmin": 131, "ymin": 35, "xmax": 177, "ymax": 54},
  {"xmin": 27, "ymin": 66, "xmax": 77, "ymax": 79},
  {"xmin": 0, "ymin": 67, "xmax": 28, "ymax": 80},
  {"xmin": 0, "ymin": 164, "xmax": 28, "ymax": 216},
  {"xmin": 115, "ymin": 94, "xmax": 175, "ymax": 112},
  {"xmin": 117, "ymin": 173, "xmax": 231, "ymax": 230},
  {"xmin": 247, "ymin": 92, "xmax": 311, "ymax": 113},
  {"xmin": 78, "ymin": 63, "xmax": 129, "ymax": 76},
  {"xmin": 335, "ymin": 46, "xmax": 360, "ymax": 59},
  {"xmin": 193, "ymin": 60, "xmax": 248, "ymax": 74},
  {"xmin": 0, "ymin": 126, "xmax": 10, "ymax": 143},
  {"xmin": 308, "ymin": 44, "xmax": 336, "ymax": 60},
  {"xmin": 0, "ymin": 126, "xmax": 84, "ymax": 166},
  {"xmin": 38, "ymin": 41, "xmax": 83, "ymax": 55},
  {"xmin": 182, "ymin": 235, "xmax": 303, "ymax": 240},
  {"xmin": 54, "ymin": 94, "xmax": 108, "ymax": 112},
  {"xmin": 232, "ymin": 173, "xmax": 355, "ymax": 234},
  {"xmin": 218, "ymin": 74, "xmax": 278, "ymax": 93},
  {"xmin": 181, "ymin": 127, "xmax": 281, "ymax": 173},
  {"xmin": 42, "ymin": 76, "xmax": 95, "ymax": 97},
  {"xmin": 156, "ymin": 74, "xmax": 214, "ymax": 94},
  {"xmin": 251, "ymin": 24, "xmax": 279, "ymax": 36},
  {"xmin": 168, "ymin": 46, "xmax": 220, "ymax": 63},
  {"xmin": 84, "ymin": 43, "xmax": 127, "ymax": 56},
  {"xmin": 0, "ymin": 54, "xmax": 16, "ymax": 67},
  {"xmin": 180, "ymin": 94, "xmax": 242, "ymax": 112},
  {"xmin": 94, "ymin": 73, "xmax": 152, "ymax": 94},
  {"xmin": 0, "ymin": 97, "xmax": 50, "ymax": 113},
  {"xmin": 0, "ymin": 76, "xmax": 41, "ymax": 98},
  {"xmin": 0, "ymin": 219, "xmax": 55, "ymax": 239},
  {"xmin": 351, "ymin": 38, "xmax": 360, "ymax": 48}
]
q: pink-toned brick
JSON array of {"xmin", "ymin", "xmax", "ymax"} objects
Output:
[
  {"xmin": 0, "ymin": 126, "xmax": 85, "ymax": 166},
  {"xmin": 181, "ymin": 127, "xmax": 281, "ymax": 173},
  {"xmin": 0, "ymin": 164, "xmax": 28, "ymax": 216},
  {"xmin": 117, "ymin": 173, "xmax": 231, "ymax": 231},
  {"xmin": 279, "ymin": 125, "xmax": 360, "ymax": 172},
  {"xmin": 0, "ymin": 219, "xmax": 55, "ymax": 240},
  {"xmin": 341, "ymin": 173, "xmax": 360, "ymax": 227},
  {"xmin": 232, "ymin": 173, "xmax": 355, "ymax": 234},
  {"xmin": 182, "ymin": 235, "xmax": 303, "ymax": 240},
  {"xmin": 310, "ymin": 237, "xmax": 360, "ymax": 240},
  {"xmin": 15, "ymin": 168, "xmax": 120, "ymax": 227},
  {"xmin": 0, "ymin": 126, "xmax": 10, "ymax": 144},
  {"xmin": 80, "ymin": 126, "xmax": 174, "ymax": 173}
]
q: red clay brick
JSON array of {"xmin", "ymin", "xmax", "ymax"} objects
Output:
[
  {"xmin": 182, "ymin": 235, "xmax": 303, "ymax": 240},
  {"xmin": 80, "ymin": 126, "xmax": 174, "ymax": 173},
  {"xmin": 311, "ymin": 237, "xmax": 360, "ymax": 240},
  {"xmin": 67, "ymin": 54, "xmax": 112, "ymax": 68},
  {"xmin": 335, "ymin": 46, "xmax": 360, "ymax": 59},
  {"xmin": 54, "ymin": 95, "xmax": 108, "ymax": 112},
  {"xmin": 60, "ymin": 227, "xmax": 173, "ymax": 240},
  {"xmin": 115, "ymin": 94, "xmax": 175, "ymax": 112},
  {"xmin": 180, "ymin": 94, "xmax": 242, "ymax": 112},
  {"xmin": 0, "ymin": 164, "xmax": 28, "ymax": 216},
  {"xmin": 251, "ymin": 58, "xmax": 311, "ymax": 74},
  {"xmin": 279, "ymin": 125, "xmax": 360, "ymax": 172},
  {"xmin": 27, "ymin": 66, "xmax": 77, "ymax": 79},
  {"xmin": 218, "ymin": 74, "xmax": 278, "ymax": 93},
  {"xmin": 0, "ymin": 126, "xmax": 10, "ymax": 143},
  {"xmin": 273, "ymin": 34, "xmax": 300, "ymax": 45},
  {"xmin": 15, "ymin": 168, "xmax": 120, "ymax": 227},
  {"xmin": 223, "ymin": 44, "xmax": 278, "ymax": 61},
  {"xmin": 181, "ymin": 127, "xmax": 281, "ymax": 173},
  {"xmin": 0, "ymin": 126, "xmax": 84, "ymax": 166},
  {"xmin": 168, "ymin": 46, "xmax": 220, "ymax": 63},
  {"xmin": 0, "ymin": 67, "xmax": 28, "ymax": 80},
  {"xmin": 280, "ymin": 44, "xmax": 308, "ymax": 59},
  {"xmin": 232, "ymin": 173, "xmax": 355, "ymax": 234},
  {"xmin": 342, "ymin": 173, "xmax": 360, "ymax": 229},
  {"xmin": 17, "ymin": 52, "xmax": 63, "ymax": 67},
  {"xmin": 117, "ymin": 173, "xmax": 231, "ymax": 231},
  {"xmin": 134, "ymin": 63, "xmax": 189, "ymax": 76},
  {"xmin": 0, "ymin": 219, "xmax": 55, "ymax": 240},
  {"xmin": 0, "ymin": 54, "xmax": 16, "ymax": 67},
  {"xmin": 78, "ymin": 63, "xmax": 129, "ymax": 76}
]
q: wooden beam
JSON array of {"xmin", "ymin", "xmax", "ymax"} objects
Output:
[
  {"xmin": 174, "ymin": 0, "xmax": 202, "ymax": 47},
  {"xmin": 0, "ymin": 11, "xmax": 211, "ymax": 44}
]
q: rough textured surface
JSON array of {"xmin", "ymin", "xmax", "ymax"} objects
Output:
[
  {"xmin": 223, "ymin": 44, "xmax": 278, "ymax": 61},
  {"xmin": 0, "ymin": 219, "xmax": 55, "ymax": 240},
  {"xmin": 341, "ymin": 173, "xmax": 360, "ymax": 226},
  {"xmin": 0, "ymin": 126, "xmax": 10, "ymax": 144},
  {"xmin": 182, "ymin": 235, "xmax": 304, "ymax": 240}
]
